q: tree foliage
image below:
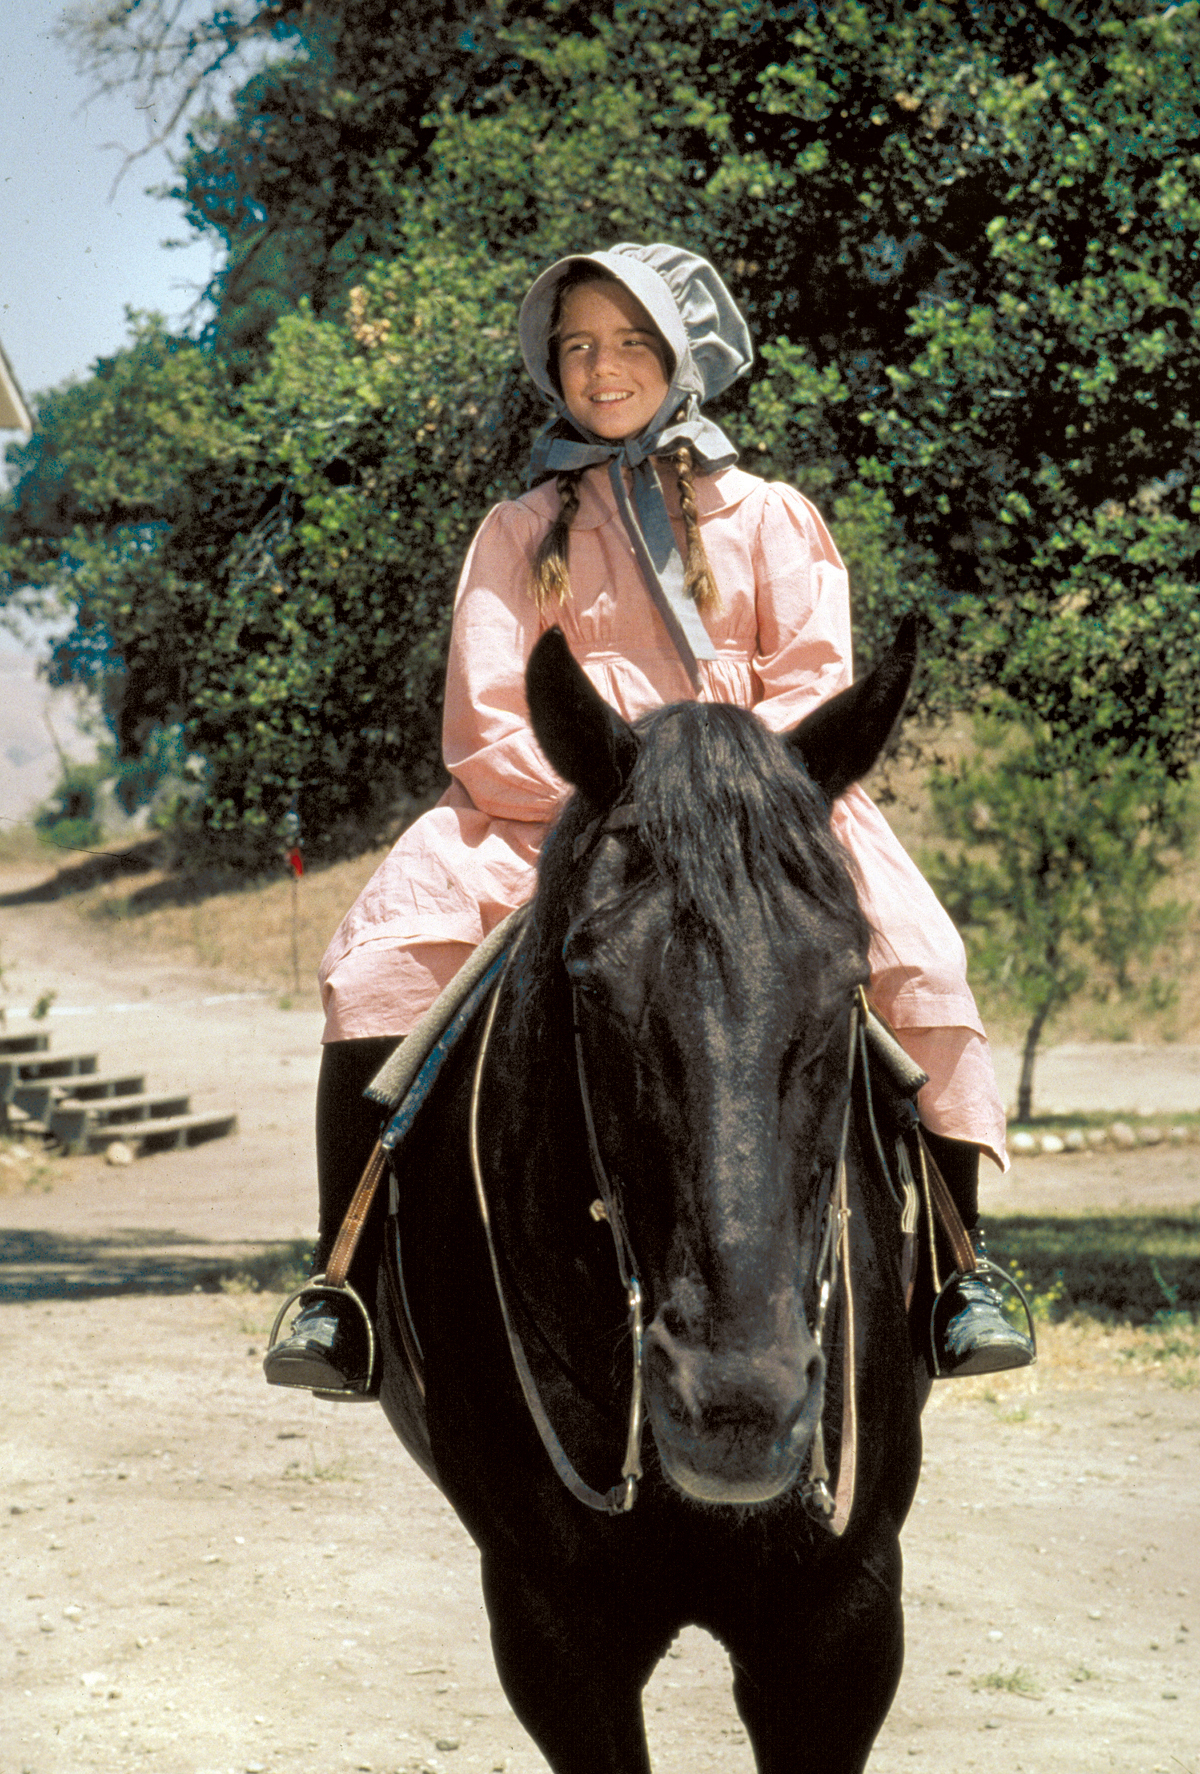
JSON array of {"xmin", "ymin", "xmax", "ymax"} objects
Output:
[
  {"xmin": 6, "ymin": 0, "xmax": 1200, "ymax": 865},
  {"xmin": 925, "ymin": 717, "xmax": 1193, "ymax": 1119}
]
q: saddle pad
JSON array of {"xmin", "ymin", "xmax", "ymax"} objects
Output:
[{"xmin": 365, "ymin": 905, "xmax": 528, "ymax": 1114}]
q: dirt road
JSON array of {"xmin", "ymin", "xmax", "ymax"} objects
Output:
[{"xmin": 2, "ymin": 870, "xmax": 1198, "ymax": 1774}]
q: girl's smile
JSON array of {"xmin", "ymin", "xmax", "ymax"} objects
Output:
[{"xmin": 556, "ymin": 281, "xmax": 671, "ymax": 441}]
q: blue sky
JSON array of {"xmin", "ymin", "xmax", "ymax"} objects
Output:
[{"xmin": 0, "ymin": 0, "xmax": 228, "ymax": 413}]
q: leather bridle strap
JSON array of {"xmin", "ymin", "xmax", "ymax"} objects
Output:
[
  {"xmin": 468, "ymin": 961, "xmax": 643, "ymax": 1515},
  {"xmin": 803, "ymin": 1000, "xmax": 860, "ymax": 1536}
]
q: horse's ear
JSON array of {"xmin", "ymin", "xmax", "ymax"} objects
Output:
[
  {"xmin": 785, "ymin": 615, "xmax": 918, "ymax": 801},
  {"xmin": 526, "ymin": 627, "xmax": 640, "ymax": 804}
]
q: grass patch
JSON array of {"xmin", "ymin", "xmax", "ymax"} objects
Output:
[
  {"xmin": 214, "ymin": 1240, "xmax": 312, "ymax": 1296},
  {"xmin": 972, "ymin": 1665, "xmax": 1041, "ymax": 1698},
  {"xmin": 989, "ymin": 1212, "xmax": 1200, "ymax": 1323},
  {"xmin": 0, "ymin": 1137, "xmax": 64, "ymax": 1197},
  {"xmin": 1008, "ymin": 1110, "xmax": 1200, "ymax": 1135},
  {"xmin": 0, "ymin": 840, "xmax": 394, "ymax": 1006}
]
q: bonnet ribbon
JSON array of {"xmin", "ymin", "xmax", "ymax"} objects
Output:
[{"xmin": 528, "ymin": 408, "xmax": 737, "ymax": 690}]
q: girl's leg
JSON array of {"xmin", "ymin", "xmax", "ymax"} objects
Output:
[
  {"xmin": 889, "ymin": 1028, "xmax": 1032, "ymax": 1376},
  {"xmin": 919, "ymin": 1124, "xmax": 1033, "ymax": 1376},
  {"xmin": 314, "ymin": 1036, "xmax": 401, "ymax": 1285},
  {"xmin": 265, "ymin": 1036, "xmax": 399, "ymax": 1394},
  {"xmin": 266, "ymin": 936, "xmax": 476, "ymax": 1396}
]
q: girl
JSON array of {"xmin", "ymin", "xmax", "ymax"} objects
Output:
[{"xmin": 265, "ymin": 243, "xmax": 1031, "ymax": 1395}]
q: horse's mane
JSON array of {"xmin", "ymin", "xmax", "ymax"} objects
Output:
[{"xmin": 511, "ymin": 700, "xmax": 870, "ymax": 1047}]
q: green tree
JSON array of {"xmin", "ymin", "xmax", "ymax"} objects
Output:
[
  {"xmin": 10, "ymin": 0, "xmax": 1200, "ymax": 866},
  {"xmin": 925, "ymin": 720, "xmax": 1193, "ymax": 1120},
  {"xmin": 170, "ymin": 1, "xmax": 529, "ymax": 379},
  {"xmin": 0, "ymin": 314, "xmax": 245, "ymax": 749}
]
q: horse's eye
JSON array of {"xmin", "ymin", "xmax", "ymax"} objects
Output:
[{"xmin": 563, "ymin": 951, "xmax": 598, "ymax": 993}]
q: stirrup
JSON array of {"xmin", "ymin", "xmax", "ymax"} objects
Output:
[
  {"xmin": 265, "ymin": 1273, "xmax": 378, "ymax": 1400},
  {"xmin": 928, "ymin": 1256, "xmax": 1037, "ymax": 1379}
]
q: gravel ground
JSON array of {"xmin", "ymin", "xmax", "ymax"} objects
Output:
[{"xmin": 2, "ymin": 868, "xmax": 1199, "ymax": 1773}]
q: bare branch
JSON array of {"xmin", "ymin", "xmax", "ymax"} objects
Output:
[{"xmin": 56, "ymin": 0, "xmax": 297, "ymax": 187}]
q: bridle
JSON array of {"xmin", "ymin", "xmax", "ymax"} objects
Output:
[
  {"xmin": 468, "ymin": 901, "xmax": 886, "ymax": 1534},
  {"xmin": 469, "ymin": 956, "xmax": 644, "ymax": 1516}
]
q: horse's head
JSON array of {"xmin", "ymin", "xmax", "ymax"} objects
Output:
[{"xmin": 524, "ymin": 620, "xmax": 917, "ymax": 1507}]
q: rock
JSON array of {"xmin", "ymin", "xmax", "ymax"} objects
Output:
[
  {"xmin": 62, "ymin": 1605, "xmax": 83, "ymax": 1622},
  {"xmin": 1040, "ymin": 1133, "xmax": 1065, "ymax": 1154},
  {"xmin": 105, "ymin": 1141, "xmax": 135, "ymax": 1167},
  {"xmin": 1086, "ymin": 1128, "xmax": 1110, "ymax": 1149},
  {"xmin": 1169, "ymin": 1125, "xmax": 1191, "ymax": 1144},
  {"xmin": 1010, "ymin": 1131, "xmax": 1038, "ymax": 1155},
  {"xmin": 1109, "ymin": 1122, "xmax": 1137, "ymax": 1149},
  {"xmin": 1137, "ymin": 1124, "xmax": 1164, "ymax": 1146},
  {"xmin": 1064, "ymin": 1129, "xmax": 1086, "ymax": 1151}
]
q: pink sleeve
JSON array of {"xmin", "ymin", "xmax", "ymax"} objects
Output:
[
  {"xmin": 440, "ymin": 501, "xmax": 565, "ymax": 823},
  {"xmin": 749, "ymin": 485, "xmax": 855, "ymax": 733}
]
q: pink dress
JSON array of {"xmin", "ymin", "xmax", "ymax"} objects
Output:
[{"xmin": 320, "ymin": 464, "xmax": 1007, "ymax": 1166}]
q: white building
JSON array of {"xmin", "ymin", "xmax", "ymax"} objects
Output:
[{"xmin": 0, "ymin": 338, "xmax": 32, "ymax": 434}]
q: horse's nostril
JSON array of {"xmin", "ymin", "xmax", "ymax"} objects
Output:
[
  {"xmin": 644, "ymin": 1321, "xmax": 704, "ymax": 1424},
  {"xmin": 645, "ymin": 1311, "xmax": 823, "ymax": 1451}
]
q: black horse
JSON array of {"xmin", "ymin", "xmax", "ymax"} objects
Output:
[{"xmin": 377, "ymin": 618, "xmax": 929, "ymax": 1774}]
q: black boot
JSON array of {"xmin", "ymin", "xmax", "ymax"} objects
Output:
[
  {"xmin": 263, "ymin": 1292, "xmax": 373, "ymax": 1395},
  {"xmin": 923, "ymin": 1132, "xmax": 1035, "ymax": 1378},
  {"xmin": 931, "ymin": 1227, "xmax": 1036, "ymax": 1376},
  {"xmin": 264, "ymin": 1034, "xmax": 398, "ymax": 1398}
]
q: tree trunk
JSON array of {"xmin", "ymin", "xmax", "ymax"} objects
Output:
[{"xmin": 1016, "ymin": 1001, "xmax": 1053, "ymax": 1122}]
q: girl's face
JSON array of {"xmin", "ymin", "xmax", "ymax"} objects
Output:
[{"xmin": 556, "ymin": 280, "xmax": 671, "ymax": 441}]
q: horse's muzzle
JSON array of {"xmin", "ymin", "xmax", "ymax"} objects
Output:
[{"xmin": 642, "ymin": 1314, "xmax": 826, "ymax": 1506}]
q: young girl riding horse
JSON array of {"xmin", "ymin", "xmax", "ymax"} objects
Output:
[{"xmin": 265, "ymin": 242, "xmax": 1032, "ymax": 1395}]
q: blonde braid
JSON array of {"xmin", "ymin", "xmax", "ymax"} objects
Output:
[
  {"xmin": 531, "ymin": 469, "xmax": 584, "ymax": 609},
  {"xmin": 669, "ymin": 445, "xmax": 722, "ymax": 613}
]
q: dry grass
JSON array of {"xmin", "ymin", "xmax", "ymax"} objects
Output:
[
  {"xmin": 69, "ymin": 848, "xmax": 395, "ymax": 1010},
  {"xmin": 0, "ymin": 1135, "xmax": 64, "ymax": 1196},
  {"xmin": 925, "ymin": 1314, "xmax": 1200, "ymax": 1406}
]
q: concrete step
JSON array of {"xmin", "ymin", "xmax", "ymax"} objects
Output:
[
  {"xmin": 74, "ymin": 1108, "xmax": 239, "ymax": 1156},
  {"xmin": 0, "ymin": 1052, "xmax": 99, "ymax": 1095},
  {"xmin": 51, "ymin": 1091, "xmax": 192, "ymax": 1153},
  {"xmin": 0, "ymin": 1031, "xmax": 51, "ymax": 1057},
  {"xmin": 12, "ymin": 1070, "xmax": 146, "ymax": 1124}
]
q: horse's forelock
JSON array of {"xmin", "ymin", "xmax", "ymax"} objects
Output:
[
  {"xmin": 510, "ymin": 701, "xmax": 869, "ymax": 1050},
  {"xmin": 627, "ymin": 703, "xmax": 867, "ymax": 945}
]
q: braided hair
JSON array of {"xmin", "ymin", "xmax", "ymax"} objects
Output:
[
  {"xmin": 665, "ymin": 443, "xmax": 722, "ymax": 614},
  {"xmin": 531, "ymin": 448, "xmax": 721, "ymax": 614},
  {"xmin": 531, "ymin": 468, "xmax": 585, "ymax": 608},
  {"xmin": 529, "ymin": 264, "xmax": 721, "ymax": 613}
]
